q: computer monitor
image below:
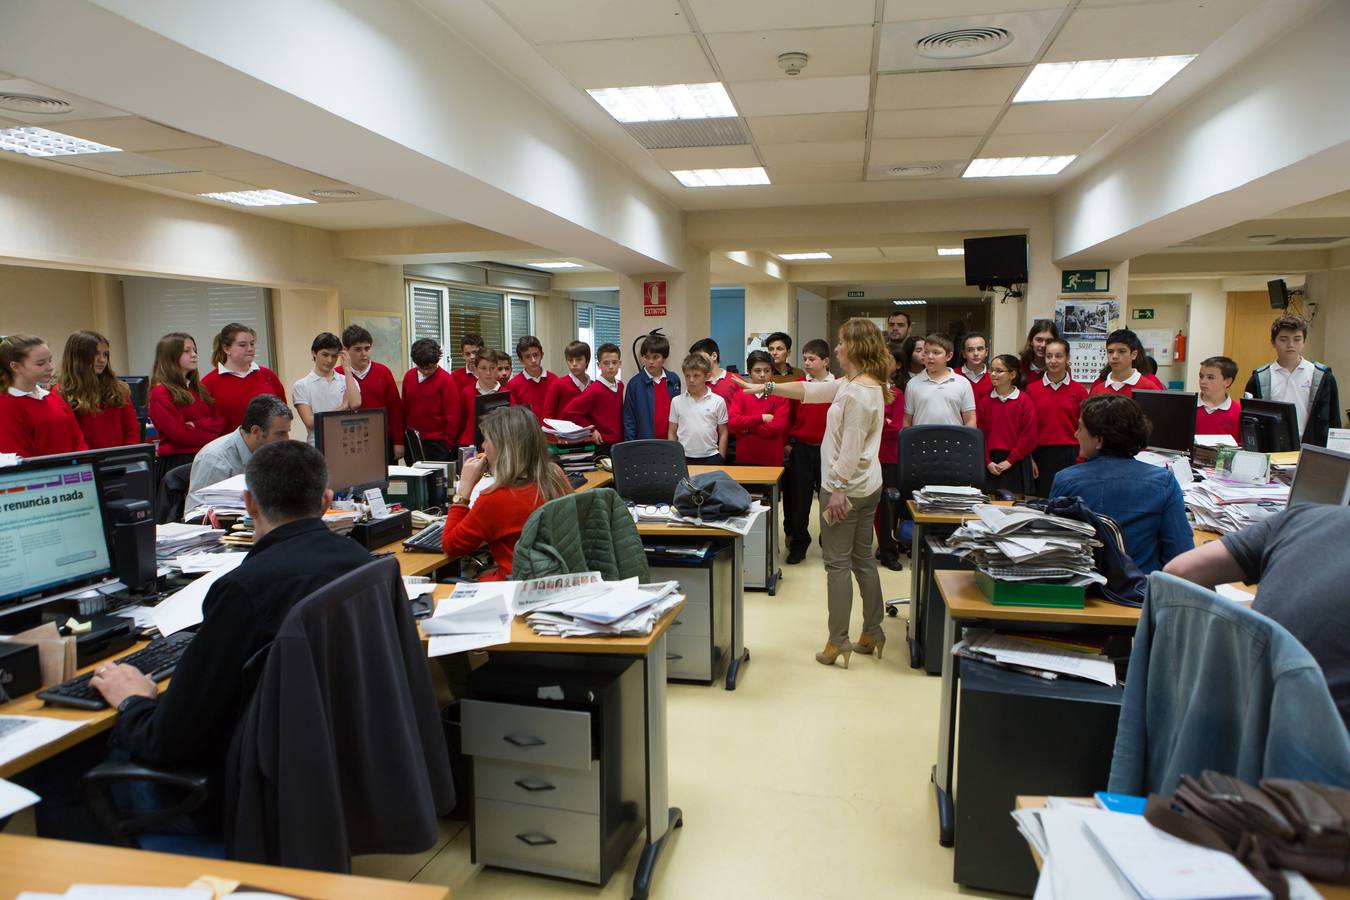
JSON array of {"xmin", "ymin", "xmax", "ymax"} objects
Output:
[
  {"xmin": 315, "ymin": 408, "xmax": 388, "ymax": 495},
  {"xmin": 1132, "ymin": 389, "xmax": 1197, "ymax": 454},
  {"xmin": 0, "ymin": 458, "xmax": 114, "ymax": 606},
  {"xmin": 37, "ymin": 443, "xmax": 156, "ymax": 511},
  {"xmin": 474, "ymin": 392, "xmax": 511, "ymax": 447},
  {"xmin": 1287, "ymin": 445, "xmax": 1350, "ymax": 506},
  {"xmin": 1241, "ymin": 398, "xmax": 1301, "ymax": 452},
  {"xmin": 118, "ymin": 376, "xmax": 149, "ymax": 417}
]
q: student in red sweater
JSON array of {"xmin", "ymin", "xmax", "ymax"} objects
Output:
[
  {"xmin": 1026, "ymin": 338, "xmax": 1088, "ymax": 496},
  {"xmin": 55, "ymin": 330, "xmax": 139, "ymax": 449},
  {"xmin": 541, "ymin": 341, "xmax": 591, "ymax": 421},
  {"xmin": 339, "ymin": 324, "xmax": 404, "ymax": 463},
  {"xmin": 507, "ymin": 336, "xmax": 556, "ymax": 419},
  {"xmin": 1089, "ymin": 328, "xmax": 1166, "ymax": 398},
  {"xmin": 451, "ymin": 333, "xmax": 484, "ymax": 395},
  {"xmin": 1195, "ymin": 355, "xmax": 1242, "ymax": 442},
  {"xmin": 199, "ymin": 323, "xmax": 287, "ymax": 434},
  {"xmin": 875, "ymin": 345, "xmax": 906, "ymax": 570},
  {"xmin": 729, "ymin": 350, "xmax": 789, "ymax": 465},
  {"xmin": 458, "ymin": 353, "xmax": 507, "ymax": 448},
  {"xmin": 0, "ymin": 334, "xmax": 87, "ymax": 457},
  {"xmin": 954, "ymin": 331, "xmax": 990, "ymax": 391},
  {"xmin": 783, "ymin": 339, "xmax": 835, "ymax": 564},
  {"xmin": 492, "ymin": 350, "xmax": 512, "ymax": 391},
  {"xmin": 977, "ymin": 354, "xmax": 1039, "ymax": 495},
  {"xmin": 1019, "ymin": 319, "xmax": 1060, "ymax": 384},
  {"xmin": 442, "ymin": 406, "xmax": 571, "ymax": 580},
  {"xmin": 401, "ymin": 338, "xmax": 460, "ymax": 462},
  {"xmin": 563, "ymin": 342, "xmax": 624, "ymax": 447},
  {"xmin": 147, "ymin": 332, "xmax": 224, "ymax": 481},
  {"xmin": 690, "ymin": 338, "xmax": 739, "ymax": 408}
]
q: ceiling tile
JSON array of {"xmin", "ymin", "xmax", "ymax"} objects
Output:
[
  {"xmin": 875, "ymin": 68, "xmax": 1025, "ymax": 110},
  {"xmin": 649, "ymin": 145, "xmax": 761, "ymax": 170},
  {"xmin": 126, "ymin": 172, "xmax": 259, "ymax": 194},
  {"xmin": 706, "ymin": 26, "xmax": 873, "ymax": 82},
  {"xmin": 884, "ymin": 0, "xmax": 1070, "ymax": 20},
  {"xmin": 765, "ymin": 163, "xmax": 863, "ymax": 184},
  {"xmin": 981, "ymin": 130, "xmax": 1102, "ymax": 157},
  {"xmin": 143, "ymin": 146, "xmax": 282, "ymax": 171},
  {"xmin": 540, "ymin": 35, "xmax": 716, "ymax": 88},
  {"xmin": 747, "ymin": 112, "xmax": 867, "ymax": 144},
  {"xmin": 872, "ymin": 106, "xmax": 1002, "ymax": 138},
  {"xmin": 996, "ymin": 98, "xmax": 1142, "ymax": 134},
  {"xmin": 51, "ymin": 117, "xmax": 218, "ymax": 152},
  {"xmin": 688, "ymin": 0, "xmax": 876, "ymax": 32},
  {"xmin": 488, "ymin": 0, "xmax": 690, "ymax": 43},
  {"xmin": 214, "ymin": 166, "xmax": 373, "ymax": 198},
  {"xmin": 870, "ymin": 136, "xmax": 981, "ymax": 162},
  {"xmin": 760, "ymin": 140, "xmax": 865, "ymax": 166},
  {"xmin": 1043, "ymin": 0, "xmax": 1258, "ymax": 62},
  {"xmin": 729, "ymin": 76, "xmax": 870, "ymax": 116}
]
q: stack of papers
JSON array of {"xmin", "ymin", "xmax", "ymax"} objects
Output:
[
  {"xmin": 542, "ymin": 418, "xmax": 593, "ymax": 442},
  {"xmin": 424, "ymin": 581, "xmax": 516, "ymax": 657},
  {"xmin": 1185, "ymin": 479, "xmax": 1288, "ymax": 534},
  {"xmin": 913, "ymin": 485, "xmax": 986, "ymax": 513},
  {"xmin": 938, "ymin": 504, "xmax": 1104, "ymax": 587},
  {"xmin": 16, "ymin": 888, "xmax": 213, "ymax": 900},
  {"xmin": 630, "ymin": 501, "xmax": 768, "ymax": 537},
  {"xmin": 522, "ymin": 576, "xmax": 683, "ymax": 638},
  {"xmin": 155, "ymin": 522, "xmax": 223, "ymax": 561},
  {"xmin": 322, "ymin": 507, "xmax": 360, "ymax": 536},
  {"xmin": 183, "ymin": 472, "xmax": 247, "ymax": 519},
  {"xmin": 955, "ymin": 628, "xmax": 1117, "ymax": 686}
]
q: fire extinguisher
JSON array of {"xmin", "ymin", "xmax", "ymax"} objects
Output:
[{"xmin": 1173, "ymin": 330, "xmax": 1186, "ymax": 363}]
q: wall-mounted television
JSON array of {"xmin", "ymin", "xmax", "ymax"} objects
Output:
[{"xmin": 964, "ymin": 235, "xmax": 1028, "ymax": 289}]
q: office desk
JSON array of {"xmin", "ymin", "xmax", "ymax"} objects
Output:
[
  {"xmin": 690, "ymin": 464, "xmax": 784, "ymax": 595},
  {"xmin": 431, "ymin": 585, "xmax": 682, "ymax": 900},
  {"xmin": 931, "ymin": 570, "xmax": 1141, "ymax": 848},
  {"xmin": 0, "ymin": 834, "xmax": 448, "ymax": 899}
]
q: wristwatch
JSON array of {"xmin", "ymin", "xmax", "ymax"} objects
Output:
[
  {"xmin": 451, "ymin": 493, "xmax": 469, "ymax": 506},
  {"xmin": 826, "ymin": 476, "xmax": 848, "ymax": 492}
]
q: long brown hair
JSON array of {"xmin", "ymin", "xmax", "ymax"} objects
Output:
[
  {"xmin": 1020, "ymin": 318, "xmax": 1060, "ymax": 369},
  {"xmin": 151, "ymin": 332, "xmax": 213, "ymax": 407},
  {"xmin": 212, "ymin": 322, "xmax": 256, "ymax": 368},
  {"xmin": 479, "ymin": 406, "xmax": 569, "ymax": 502},
  {"xmin": 58, "ymin": 330, "xmax": 128, "ymax": 414},
  {"xmin": 837, "ymin": 318, "xmax": 893, "ymax": 403},
  {"xmin": 0, "ymin": 334, "xmax": 45, "ymax": 392}
]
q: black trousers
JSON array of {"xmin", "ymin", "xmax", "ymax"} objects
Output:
[
  {"xmin": 784, "ymin": 441, "xmax": 822, "ymax": 554},
  {"xmin": 876, "ymin": 461, "xmax": 901, "ymax": 561},
  {"xmin": 686, "ymin": 453, "xmax": 724, "ymax": 466},
  {"xmin": 421, "ymin": 439, "xmax": 454, "ymax": 464},
  {"xmin": 1031, "ymin": 444, "xmax": 1078, "ymax": 497}
]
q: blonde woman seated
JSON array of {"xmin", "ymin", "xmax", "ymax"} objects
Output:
[{"xmin": 440, "ymin": 406, "xmax": 570, "ymax": 581}]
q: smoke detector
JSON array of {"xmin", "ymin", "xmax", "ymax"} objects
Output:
[
  {"xmin": 777, "ymin": 51, "xmax": 809, "ymax": 77},
  {"xmin": 0, "ymin": 92, "xmax": 73, "ymax": 115}
]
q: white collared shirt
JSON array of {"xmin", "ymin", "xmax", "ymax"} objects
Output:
[
  {"xmin": 217, "ymin": 362, "xmax": 260, "ymax": 378},
  {"xmin": 961, "ymin": 366, "xmax": 988, "ymax": 384},
  {"xmin": 1105, "ymin": 369, "xmax": 1142, "ymax": 391},
  {"xmin": 1042, "ymin": 373, "xmax": 1072, "ymax": 391},
  {"xmin": 6, "ymin": 384, "xmax": 49, "ymax": 400},
  {"xmin": 475, "ymin": 382, "xmax": 497, "ymax": 396},
  {"xmin": 806, "ymin": 371, "xmax": 836, "ymax": 383},
  {"xmin": 1198, "ymin": 396, "xmax": 1233, "ymax": 413},
  {"xmin": 293, "ymin": 369, "xmax": 355, "ymax": 445},
  {"xmin": 598, "ymin": 376, "xmax": 621, "ymax": 393},
  {"xmin": 1270, "ymin": 357, "xmax": 1314, "ymax": 435},
  {"xmin": 522, "ymin": 370, "xmax": 546, "ymax": 383},
  {"xmin": 905, "ymin": 369, "xmax": 976, "ymax": 426},
  {"xmin": 417, "ymin": 368, "xmax": 437, "ymax": 384},
  {"xmin": 569, "ymin": 372, "xmax": 590, "ymax": 391},
  {"xmin": 669, "ymin": 389, "xmax": 727, "ymax": 458},
  {"xmin": 990, "ymin": 387, "xmax": 1021, "ymax": 403},
  {"xmin": 349, "ymin": 363, "xmax": 373, "ymax": 381},
  {"xmin": 649, "ymin": 370, "xmax": 667, "ymax": 385}
]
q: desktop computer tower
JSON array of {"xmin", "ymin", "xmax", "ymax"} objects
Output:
[{"xmin": 106, "ymin": 497, "xmax": 156, "ymax": 592}]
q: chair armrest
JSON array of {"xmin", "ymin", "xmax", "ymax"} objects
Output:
[{"xmin": 81, "ymin": 761, "xmax": 212, "ymax": 847}]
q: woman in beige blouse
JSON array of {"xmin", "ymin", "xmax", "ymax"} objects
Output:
[{"xmin": 736, "ymin": 318, "xmax": 890, "ymax": 668}]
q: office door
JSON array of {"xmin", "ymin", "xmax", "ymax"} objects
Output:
[{"xmin": 1224, "ymin": 291, "xmax": 1275, "ymax": 387}]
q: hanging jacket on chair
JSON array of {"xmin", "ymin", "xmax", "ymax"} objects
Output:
[
  {"xmin": 1021, "ymin": 495, "xmax": 1147, "ymax": 607},
  {"xmin": 512, "ymin": 487, "xmax": 650, "ymax": 581}
]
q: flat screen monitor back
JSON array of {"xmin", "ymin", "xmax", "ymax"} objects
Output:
[
  {"xmin": 1133, "ymin": 389, "xmax": 1197, "ymax": 454},
  {"xmin": 474, "ymin": 393, "xmax": 511, "ymax": 447},
  {"xmin": 316, "ymin": 409, "xmax": 388, "ymax": 495},
  {"xmin": 1241, "ymin": 398, "xmax": 1300, "ymax": 451},
  {"xmin": 35, "ymin": 443, "xmax": 155, "ymax": 509},
  {"xmin": 1288, "ymin": 445, "xmax": 1350, "ymax": 506}
]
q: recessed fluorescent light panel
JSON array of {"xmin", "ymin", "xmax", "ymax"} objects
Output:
[
  {"xmin": 937, "ymin": 247, "xmax": 965, "ymax": 256},
  {"xmin": 671, "ymin": 167, "xmax": 770, "ymax": 188},
  {"xmin": 778, "ymin": 252, "xmax": 831, "ymax": 260},
  {"xmin": 0, "ymin": 126, "xmax": 120, "ymax": 157},
  {"xmin": 528, "ymin": 262, "xmax": 583, "ymax": 269},
  {"xmin": 1014, "ymin": 55, "xmax": 1196, "ymax": 103},
  {"xmin": 892, "ymin": 299, "xmax": 927, "ymax": 306},
  {"xmin": 198, "ymin": 189, "xmax": 316, "ymax": 207},
  {"xmin": 963, "ymin": 156, "xmax": 1076, "ymax": 178},
  {"xmin": 587, "ymin": 82, "xmax": 737, "ymax": 124}
]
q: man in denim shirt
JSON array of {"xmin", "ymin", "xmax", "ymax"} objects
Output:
[{"xmin": 1050, "ymin": 394, "xmax": 1192, "ymax": 573}]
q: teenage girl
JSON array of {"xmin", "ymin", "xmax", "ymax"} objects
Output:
[
  {"xmin": 56, "ymin": 330, "xmax": 140, "ymax": 449},
  {"xmin": 1019, "ymin": 319, "xmax": 1060, "ymax": 383},
  {"xmin": 976, "ymin": 354, "xmax": 1038, "ymax": 496},
  {"xmin": 199, "ymin": 322, "xmax": 287, "ymax": 433},
  {"xmin": 148, "ymin": 333, "xmax": 223, "ymax": 481},
  {"xmin": 875, "ymin": 344, "xmax": 907, "ymax": 568},
  {"xmin": 0, "ymin": 334, "xmax": 87, "ymax": 457},
  {"xmin": 1025, "ymin": 338, "xmax": 1087, "ymax": 496}
]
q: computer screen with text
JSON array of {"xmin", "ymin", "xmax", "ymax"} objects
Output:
[{"xmin": 0, "ymin": 461, "xmax": 112, "ymax": 603}]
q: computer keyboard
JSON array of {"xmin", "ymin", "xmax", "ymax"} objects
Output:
[
  {"xmin": 403, "ymin": 519, "xmax": 446, "ymax": 553},
  {"xmin": 37, "ymin": 631, "xmax": 195, "ymax": 710}
]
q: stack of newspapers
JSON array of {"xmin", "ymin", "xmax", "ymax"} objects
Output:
[
  {"xmin": 938, "ymin": 504, "xmax": 1104, "ymax": 587},
  {"xmin": 912, "ymin": 484, "xmax": 985, "ymax": 514},
  {"xmin": 517, "ymin": 572, "xmax": 684, "ymax": 638},
  {"xmin": 1184, "ymin": 479, "xmax": 1288, "ymax": 535}
]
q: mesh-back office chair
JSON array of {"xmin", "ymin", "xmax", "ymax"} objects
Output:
[
  {"xmin": 156, "ymin": 464, "xmax": 192, "ymax": 524},
  {"xmin": 611, "ymin": 439, "xmax": 689, "ymax": 505}
]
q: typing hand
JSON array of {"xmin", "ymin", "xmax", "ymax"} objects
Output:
[{"xmin": 90, "ymin": 662, "xmax": 156, "ymax": 708}]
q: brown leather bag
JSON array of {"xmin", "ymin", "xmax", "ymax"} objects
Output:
[{"xmin": 1144, "ymin": 770, "xmax": 1350, "ymax": 900}]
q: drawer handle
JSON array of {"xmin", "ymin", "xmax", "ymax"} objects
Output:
[
  {"xmin": 503, "ymin": 734, "xmax": 546, "ymax": 748},
  {"xmin": 666, "ymin": 652, "xmax": 683, "ymax": 661},
  {"xmin": 516, "ymin": 832, "xmax": 558, "ymax": 847},
  {"xmin": 513, "ymin": 778, "xmax": 556, "ymax": 793}
]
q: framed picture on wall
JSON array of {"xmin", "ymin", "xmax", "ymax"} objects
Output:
[{"xmin": 343, "ymin": 309, "xmax": 405, "ymax": 375}]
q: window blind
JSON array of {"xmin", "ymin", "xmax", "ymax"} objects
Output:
[
  {"xmin": 507, "ymin": 297, "xmax": 533, "ymax": 376},
  {"xmin": 408, "ymin": 284, "xmax": 449, "ymax": 367},
  {"xmin": 122, "ymin": 277, "xmax": 273, "ymax": 377},
  {"xmin": 448, "ymin": 289, "xmax": 504, "ymax": 371}
]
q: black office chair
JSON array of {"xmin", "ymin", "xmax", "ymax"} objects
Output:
[
  {"xmin": 155, "ymin": 463, "xmax": 192, "ymax": 524},
  {"xmin": 610, "ymin": 439, "xmax": 689, "ymax": 505},
  {"xmin": 403, "ymin": 428, "xmax": 427, "ymax": 465}
]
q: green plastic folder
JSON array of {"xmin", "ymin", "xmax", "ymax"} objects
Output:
[{"xmin": 975, "ymin": 571, "xmax": 1086, "ymax": 608}]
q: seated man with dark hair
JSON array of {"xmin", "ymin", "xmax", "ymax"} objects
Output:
[
  {"xmin": 184, "ymin": 393, "xmax": 293, "ymax": 514},
  {"xmin": 1050, "ymin": 393, "xmax": 1193, "ymax": 573}
]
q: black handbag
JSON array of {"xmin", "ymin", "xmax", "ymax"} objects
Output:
[
  {"xmin": 1021, "ymin": 495, "xmax": 1147, "ymax": 606},
  {"xmin": 673, "ymin": 471, "xmax": 751, "ymax": 521}
]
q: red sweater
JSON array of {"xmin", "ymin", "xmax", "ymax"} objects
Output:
[
  {"xmin": 200, "ymin": 366, "xmax": 286, "ymax": 434},
  {"xmin": 338, "ymin": 362, "xmax": 403, "ymax": 446},
  {"xmin": 563, "ymin": 379, "xmax": 624, "ymax": 444},
  {"xmin": 508, "ymin": 371, "xmax": 556, "ymax": 420},
  {"xmin": 541, "ymin": 374, "xmax": 586, "ymax": 422},
  {"xmin": 52, "ymin": 385, "xmax": 139, "ymax": 449},
  {"xmin": 1196, "ymin": 399, "xmax": 1243, "ymax": 442},
  {"xmin": 450, "ymin": 367, "xmax": 477, "ymax": 395},
  {"xmin": 708, "ymin": 373, "xmax": 738, "ymax": 409},
  {"xmin": 728, "ymin": 392, "xmax": 789, "ymax": 466},
  {"xmin": 652, "ymin": 376, "xmax": 673, "ymax": 437},
  {"xmin": 879, "ymin": 388, "xmax": 905, "ymax": 465},
  {"xmin": 787, "ymin": 386, "xmax": 832, "ymax": 445},
  {"xmin": 148, "ymin": 384, "xmax": 224, "ymax": 455},
  {"xmin": 0, "ymin": 390, "xmax": 88, "ymax": 457},
  {"xmin": 458, "ymin": 383, "xmax": 503, "ymax": 447},
  {"xmin": 1088, "ymin": 372, "xmax": 1165, "ymax": 398},
  {"xmin": 441, "ymin": 484, "xmax": 551, "ymax": 581},
  {"xmin": 401, "ymin": 368, "xmax": 460, "ymax": 445},
  {"xmin": 976, "ymin": 389, "xmax": 1039, "ymax": 465},
  {"xmin": 1025, "ymin": 376, "xmax": 1087, "ymax": 447}
]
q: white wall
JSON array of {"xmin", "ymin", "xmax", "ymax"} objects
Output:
[{"xmin": 795, "ymin": 287, "xmax": 829, "ymax": 364}]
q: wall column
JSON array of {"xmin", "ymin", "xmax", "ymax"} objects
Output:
[
  {"xmin": 618, "ymin": 246, "xmax": 710, "ymax": 380},
  {"xmin": 273, "ymin": 287, "xmax": 339, "ymax": 438},
  {"xmin": 744, "ymin": 282, "xmax": 795, "ymax": 348},
  {"xmin": 89, "ymin": 274, "xmax": 128, "ymax": 368}
]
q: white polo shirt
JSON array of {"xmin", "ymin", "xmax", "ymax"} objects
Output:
[
  {"xmin": 293, "ymin": 369, "xmax": 356, "ymax": 445},
  {"xmin": 1104, "ymin": 369, "xmax": 1142, "ymax": 392},
  {"xmin": 905, "ymin": 369, "xmax": 976, "ymax": 426},
  {"xmin": 1270, "ymin": 357, "xmax": 1314, "ymax": 436},
  {"xmin": 669, "ymin": 389, "xmax": 727, "ymax": 458}
]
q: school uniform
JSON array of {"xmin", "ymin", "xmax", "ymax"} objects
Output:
[
  {"xmin": 728, "ymin": 391, "xmax": 788, "ymax": 466},
  {"xmin": 293, "ymin": 370, "xmax": 357, "ymax": 446},
  {"xmin": 457, "ymin": 382, "xmax": 502, "ymax": 448},
  {"xmin": 507, "ymin": 370, "xmax": 556, "ymax": 421},
  {"xmin": 668, "ymin": 389, "xmax": 727, "ymax": 464},
  {"xmin": 1245, "ymin": 357, "xmax": 1341, "ymax": 446},
  {"xmin": 0, "ymin": 385, "xmax": 88, "ymax": 457},
  {"xmin": 905, "ymin": 369, "xmax": 976, "ymax": 426},
  {"xmin": 622, "ymin": 368, "xmax": 681, "ymax": 442},
  {"xmin": 783, "ymin": 373, "xmax": 834, "ymax": 558},
  {"xmin": 401, "ymin": 367, "xmax": 460, "ymax": 462},
  {"xmin": 542, "ymin": 372, "xmax": 588, "ymax": 422},
  {"xmin": 1020, "ymin": 358, "xmax": 1045, "ymax": 385},
  {"xmin": 976, "ymin": 387, "xmax": 1038, "ymax": 495},
  {"xmin": 53, "ymin": 385, "xmax": 140, "ymax": 450},
  {"xmin": 449, "ymin": 366, "xmax": 477, "ymax": 395},
  {"xmin": 148, "ymin": 384, "xmax": 224, "ymax": 480},
  {"xmin": 875, "ymin": 386, "xmax": 905, "ymax": 564},
  {"xmin": 563, "ymin": 376, "xmax": 624, "ymax": 445},
  {"xmin": 1025, "ymin": 372, "xmax": 1088, "ymax": 496},
  {"xmin": 955, "ymin": 365, "xmax": 989, "ymax": 391},
  {"xmin": 200, "ymin": 363, "xmax": 287, "ymax": 434},
  {"xmin": 1088, "ymin": 369, "xmax": 1166, "ymax": 398},
  {"xmin": 1195, "ymin": 396, "xmax": 1242, "ymax": 442},
  {"xmin": 337, "ymin": 362, "xmax": 403, "ymax": 462},
  {"xmin": 707, "ymin": 372, "xmax": 739, "ymax": 407}
]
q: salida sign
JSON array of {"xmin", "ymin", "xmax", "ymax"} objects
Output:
[{"xmin": 643, "ymin": 281, "xmax": 667, "ymax": 317}]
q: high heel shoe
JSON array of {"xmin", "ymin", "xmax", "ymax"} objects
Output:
[
  {"xmin": 854, "ymin": 631, "xmax": 886, "ymax": 659},
  {"xmin": 815, "ymin": 640, "xmax": 853, "ymax": 669}
]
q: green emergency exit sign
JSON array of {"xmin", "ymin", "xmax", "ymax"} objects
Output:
[
  {"xmin": 1061, "ymin": 269, "xmax": 1110, "ymax": 293},
  {"xmin": 847, "ymin": 290, "xmax": 865, "ymax": 298},
  {"xmin": 1132, "ymin": 308, "xmax": 1155, "ymax": 320}
]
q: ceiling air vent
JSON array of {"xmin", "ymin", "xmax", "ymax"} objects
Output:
[
  {"xmin": 916, "ymin": 27, "xmax": 1013, "ymax": 61},
  {"xmin": 52, "ymin": 152, "xmax": 196, "ymax": 177},
  {"xmin": 309, "ymin": 188, "xmax": 361, "ymax": 200},
  {"xmin": 879, "ymin": 10, "xmax": 1060, "ymax": 72},
  {"xmin": 889, "ymin": 164, "xmax": 943, "ymax": 177},
  {"xmin": 623, "ymin": 117, "xmax": 750, "ymax": 150},
  {"xmin": 1271, "ymin": 236, "xmax": 1347, "ymax": 245},
  {"xmin": 0, "ymin": 92, "xmax": 73, "ymax": 115}
]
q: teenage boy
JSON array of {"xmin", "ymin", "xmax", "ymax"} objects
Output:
[
  {"xmin": 491, "ymin": 350, "xmax": 512, "ymax": 391},
  {"xmin": 543, "ymin": 340, "xmax": 591, "ymax": 421},
  {"xmin": 886, "ymin": 311, "xmax": 912, "ymax": 344},
  {"xmin": 338, "ymin": 324, "xmax": 404, "ymax": 463},
  {"xmin": 783, "ymin": 339, "xmax": 834, "ymax": 564},
  {"xmin": 564, "ymin": 342, "xmax": 623, "ymax": 446},
  {"xmin": 765, "ymin": 331, "xmax": 804, "ymax": 383},
  {"xmin": 1089, "ymin": 329, "xmax": 1165, "ymax": 397},
  {"xmin": 1196, "ymin": 355, "xmax": 1242, "ymax": 442},
  {"xmin": 507, "ymin": 335, "xmax": 555, "ymax": 420},
  {"xmin": 457, "ymin": 351, "xmax": 502, "ymax": 447},
  {"xmin": 293, "ymin": 332, "xmax": 361, "ymax": 446},
  {"xmin": 690, "ymin": 338, "xmax": 738, "ymax": 407},
  {"xmin": 955, "ymin": 331, "xmax": 989, "ymax": 389},
  {"xmin": 1244, "ymin": 314, "xmax": 1341, "ymax": 446},
  {"xmin": 728, "ymin": 349, "xmax": 788, "ymax": 466},
  {"xmin": 451, "ymin": 333, "xmax": 484, "ymax": 393},
  {"xmin": 622, "ymin": 333, "xmax": 682, "ymax": 441},
  {"xmin": 904, "ymin": 333, "xmax": 976, "ymax": 427},
  {"xmin": 668, "ymin": 353, "xmax": 728, "ymax": 464},
  {"xmin": 401, "ymin": 339, "xmax": 460, "ymax": 462}
]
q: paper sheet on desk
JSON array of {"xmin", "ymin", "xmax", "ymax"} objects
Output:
[
  {"xmin": 63, "ymin": 888, "xmax": 212, "ymax": 900},
  {"xmin": 148, "ymin": 555, "xmax": 247, "ymax": 636},
  {"xmin": 0, "ymin": 716, "xmax": 86, "ymax": 767},
  {"xmin": 426, "ymin": 582, "xmax": 516, "ymax": 657},
  {"xmin": 0, "ymin": 776, "xmax": 39, "ymax": 817}
]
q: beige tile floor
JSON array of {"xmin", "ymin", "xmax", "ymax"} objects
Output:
[{"xmin": 353, "ymin": 535, "xmax": 1003, "ymax": 899}]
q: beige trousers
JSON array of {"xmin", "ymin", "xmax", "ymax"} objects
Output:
[{"xmin": 818, "ymin": 488, "xmax": 885, "ymax": 645}]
